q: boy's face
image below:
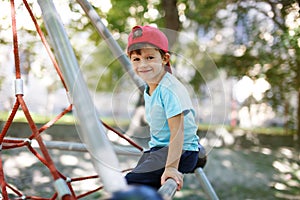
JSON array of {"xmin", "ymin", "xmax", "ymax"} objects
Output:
[{"xmin": 130, "ymin": 47, "xmax": 169, "ymax": 85}]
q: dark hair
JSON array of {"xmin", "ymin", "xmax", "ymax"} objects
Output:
[{"xmin": 128, "ymin": 42, "xmax": 166, "ymax": 58}]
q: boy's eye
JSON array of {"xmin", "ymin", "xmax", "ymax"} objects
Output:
[
  {"xmin": 147, "ymin": 56, "xmax": 154, "ymax": 60},
  {"xmin": 132, "ymin": 57, "xmax": 140, "ymax": 62}
]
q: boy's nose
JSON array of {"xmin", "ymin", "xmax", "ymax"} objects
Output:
[{"xmin": 140, "ymin": 59, "xmax": 147, "ymax": 67}]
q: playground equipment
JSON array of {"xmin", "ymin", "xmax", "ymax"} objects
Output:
[{"xmin": 0, "ymin": 0, "xmax": 219, "ymax": 199}]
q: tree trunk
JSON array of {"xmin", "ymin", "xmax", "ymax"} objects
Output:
[
  {"xmin": 297, "ymin": 88, "xmax": 300, "ymax": 147},
  {"xmin": 162, "ymin": 0, "xmax": 180, "ymax": 47},
  {"xmin": 284, "ymin": 101, "xmax": 289, "ymax": 134},
  {"xmin": 296, "ymin": 26, "xmax": 300, "ymax": 147}
]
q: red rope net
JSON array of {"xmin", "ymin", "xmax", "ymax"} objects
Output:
[{"xmin": 0, "ymin": 1, "xmax": 142, "ymax": 199}]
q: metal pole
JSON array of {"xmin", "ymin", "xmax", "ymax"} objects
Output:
[
  {"xmin": 76, "ymin": 0, "xmax": 145, "ymax": 93},
  {"xmin": 37, "ymin": 0, "xmax": 127, "ymax": 193},
  {"xmin": 194, "ymin": 168, "xmax": 219, "ymax": 200},
  {"xmin": 158, "ymin": 178, "xmax": 177, "ymax": 200},
  {"xmin": 5, "ymin": 137, "xmax": 142, "ymax": 156}
]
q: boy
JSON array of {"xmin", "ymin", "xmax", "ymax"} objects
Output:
[{"xmin": 125, "ymin": 25, "xmax": 201, "ymax": 191}]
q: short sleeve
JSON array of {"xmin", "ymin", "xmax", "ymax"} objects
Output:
[{"xmin": 161, "ymin": 85, "xmax": 191, "ymax": 119}]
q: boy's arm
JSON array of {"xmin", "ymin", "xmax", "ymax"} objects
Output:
[{"xmin": 161, "ymin": 113, "xmax": 184, "ymax": 190}]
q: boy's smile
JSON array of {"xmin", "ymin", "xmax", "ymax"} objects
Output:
[{"xmin": 130, "ymin": 47, "xmax": 169, "ymax": 88}]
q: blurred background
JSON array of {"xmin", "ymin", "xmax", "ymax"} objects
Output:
[{"xmin": 0, "ymin": 0, "xmax": 299, "ymax": 199}]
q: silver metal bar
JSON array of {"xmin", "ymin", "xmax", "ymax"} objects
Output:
[
  {"xmin": 5, "ymin": 137, "xmax": 142, "ymax": 156},
  {"xmin": 158, "ymin": 178, "xmax": 177, "ymax": 200},
  {"xmin": 37, "ymin": 0, "xmax": 127, "ymax": 193},
  {"xmin": 195, "ymin": 167, "xmax": 219, "ymax": 200},
  {"xmin": 34, "ymin": 139, "xmax": 141, "ymax": 156},
  {"xmin": 76, "ymin": 0, "xmax": 145, "ymax": 92}
]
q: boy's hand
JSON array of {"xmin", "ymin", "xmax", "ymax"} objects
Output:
[{"xmin": 161, "ymin": 167, "xmax": 184, "ymax": 191}]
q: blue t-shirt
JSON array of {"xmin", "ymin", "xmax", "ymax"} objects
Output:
[{"xmin": 144, "ymin": 72, "xmax": 199, "ymax": 151}]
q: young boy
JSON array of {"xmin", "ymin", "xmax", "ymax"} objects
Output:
[{"xmin": 125, "ymin": 25, "xmax": 201, "ymax": 191}]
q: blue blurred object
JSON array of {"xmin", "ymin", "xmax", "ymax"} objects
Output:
[{"xmin": 111, "ymin": 185, "xmax": 163, "ymax": 200}]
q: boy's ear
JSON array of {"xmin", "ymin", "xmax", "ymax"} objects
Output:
[{"xmin": 163, "ymin": 53, "xmax": 170, "ymax": 63}]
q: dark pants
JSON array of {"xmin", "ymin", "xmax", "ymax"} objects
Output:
[{"xmin": 125, "ymin": 147, "xmax": 199, "ymax": 189}]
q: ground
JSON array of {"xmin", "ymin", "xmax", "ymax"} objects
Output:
[{"xmin": 1, "ymin": 125, "xmax": 300, "ymax": 199}]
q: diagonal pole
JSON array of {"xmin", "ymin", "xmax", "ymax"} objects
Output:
[
  {"xmin": 37, "ymin": 0, "xmax": 127, "ymax": 194},
  {"xmin": 76, "ymin": 0, "xmax": 145, "ymax": 93},
  {"xmin": 195, "ymin": 167, "xmax": 219, "ymax": 200}
]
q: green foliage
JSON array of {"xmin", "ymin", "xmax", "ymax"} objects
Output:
[
  {"xmin": 108, "ymin": 0, "xmax": 154, "ymax": 32},
  {"xmin": 184, "ymin": 0, "xmax": 226, "ymax": 30},
  {"xmin": 193, "ymin": 1, "xmax": 299, "ymax": 127}
]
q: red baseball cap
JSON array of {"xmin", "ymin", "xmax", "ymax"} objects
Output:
[
  {"xmin": 127, "ymin": 25, "xmax": 169, "ymax": 52},
  {"xmin": 127, "ymin": 25, "xmax": 172, "ymax": 73}
]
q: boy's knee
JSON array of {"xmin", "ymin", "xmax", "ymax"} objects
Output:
[
  {"xmin": 125, "ymin": 172, "xmax": 136, "ymax": 184},
  {"xmin": 125, "ymin": 171, "xmax": 162, "ymax": 189}
]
